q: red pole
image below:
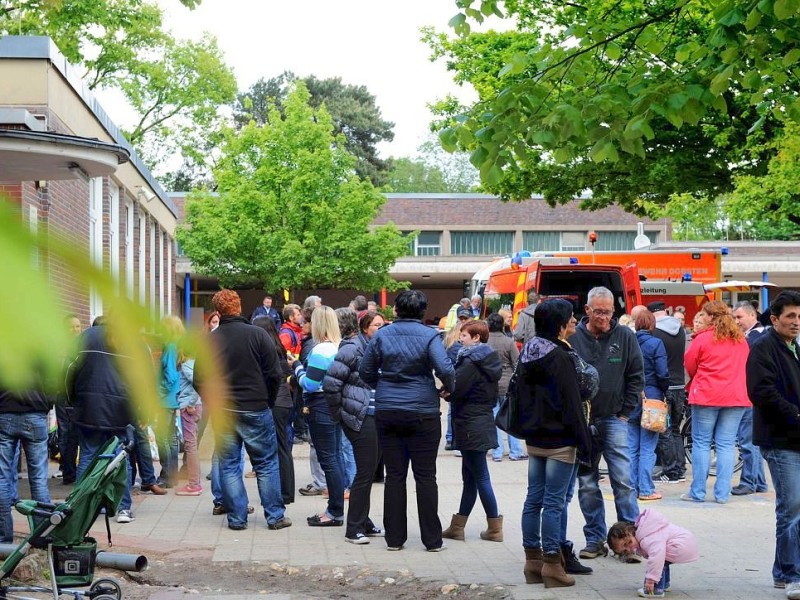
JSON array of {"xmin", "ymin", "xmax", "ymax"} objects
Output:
[{"xmin": 381, "ymin": 288, "xmax": 387, "ymax": 308}]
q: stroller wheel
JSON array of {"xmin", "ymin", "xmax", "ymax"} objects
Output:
[{"xmin": 90, "ymin": 578, "xmax": 122, "ymax": 600}]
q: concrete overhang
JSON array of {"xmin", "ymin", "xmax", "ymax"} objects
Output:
[{"xmin": 0, "ymin": 129, "xmax": 129, "ymax": 180}]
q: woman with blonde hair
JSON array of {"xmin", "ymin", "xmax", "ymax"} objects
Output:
[
  {"xmin": 157, "ymin": 316, "xmax": 186, "ymax": 489},
  {"xmin": 682, "ymin": 300, "xmax": 750, "ymax": 504},
  {"xmin": 292, "ymin": 306, "xmax": 345, "ymax": 526}
]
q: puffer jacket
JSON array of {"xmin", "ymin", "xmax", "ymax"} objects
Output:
[
  {"xmin": 635, "ymin": 509, "xmax": 699, "ymax": 583},
  {"xmin": 450, "ymin": 343, "xmax": 502, "ymax": 452},
  {"xmin": 635, "ymin": 329, "xmax": 670, "ymax": 416},
  {"xmin": 516, "ymin": 337, "xmax": 591, "ymax": 463},
  {"xmin": 359, "ymin": 319, "xmax": 455, "ymax": 414},
  {"xmin": 66, "ymin": 325, "xmax": 134, "ymax": 432},
  {"xmin": 323, "ymin": 334, "xmax": 372, "ymax": 432}
]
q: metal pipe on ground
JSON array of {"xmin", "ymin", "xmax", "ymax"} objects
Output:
[{"xmin": 0, "ymin": 545, "xmax": 148, "ymax": 572}]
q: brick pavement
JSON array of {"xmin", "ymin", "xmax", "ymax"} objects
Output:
[{"xmin": 18, "ymin": 414, "xmax": 782, "ymax": 600}]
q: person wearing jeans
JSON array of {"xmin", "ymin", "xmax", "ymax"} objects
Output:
[
  {"xmin": 0, "ymin": 396, "xmax": 52, "ymax": 542},
  {"xmin": 360, "ymin": 290, "xmax": 455, "ymax": 552},
  {"xmin": 194, "ymin": 289, "xmax": 289, "ymax": 531},
  {"xmin": 77, "ymin": 427, "xmax": 133, "ymax": 515},
  {"xmin": 323, "ymin": 309, "xmax": 383, "ymax": 544},
  {"xmin": 570, "ymin": 286, "xmax": 644, "ymax": 559},
  {"xmin": 746, "ymin": 291, "xmax": 800, "ymax": 599},
  {"xmin": 486, "ymin": 313, "xmax": 524, "ymax": 462},
  {"xmin": 683, "ymin": 300, "xmax": 751, "ymax": 505},
  {"xmin": 733, "ymin": 407, "xmax": 767, "ymax": 494}
]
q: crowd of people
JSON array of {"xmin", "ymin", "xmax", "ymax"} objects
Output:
[{"xmin": 1, "ymin": 285, "xmax": 798, "ymax": 599}]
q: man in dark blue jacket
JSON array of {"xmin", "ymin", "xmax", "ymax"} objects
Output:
[
  {"xmin": 251, "ymin": 294, "xmax": 282, "ymax": 330},
  {"xmin": 0, "ymin": 388, "xmax": 52, "ymax": 541},
  {"xmin": 360, "ymin": 290, "xmax": 455, "ymax": 552},
  {"xmin": 746, "ymin": 291, "xmax": 800, "ymax": 599}
]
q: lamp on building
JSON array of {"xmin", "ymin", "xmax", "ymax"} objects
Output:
[{"xmin": 136, "ymin": 187, "xmax": 156, "ymax": 203}]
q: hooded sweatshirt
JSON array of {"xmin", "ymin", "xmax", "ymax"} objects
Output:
[
  {"xmin": 450, "ymin": 343, "xmax": 503, "ymax": 452},
  {"xmin": 634, "ymin": 509, "xmax": 699, "ymax": 583},
  {"xmin": 569, "ymin": 317, "xmax": 645, "ymax": 420},
  {"xmin": 653, "ymin": 316, "xmax": 686, "ymax": 386}
]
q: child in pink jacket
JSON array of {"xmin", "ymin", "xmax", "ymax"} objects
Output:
[{"xmin": 607, "ymin": 509, "xmax": 699, "ymax": 598}]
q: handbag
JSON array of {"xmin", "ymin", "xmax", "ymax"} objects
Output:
[
  {"xmin": 495, "ymin": 360, "xmax": 526, "ymax": 438},
  {"xmin": 641, "ymin": 394, "xmax": 669, "ymax": 433}
]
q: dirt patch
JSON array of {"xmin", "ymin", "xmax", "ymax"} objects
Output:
[{"xmin": 110, "ymin": 551, "xmax": 513, "ymax": 600}]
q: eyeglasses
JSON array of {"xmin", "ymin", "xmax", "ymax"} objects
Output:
[{"xmin": 590, "ymin": 308, "xmax": 613, "ymax": 317}]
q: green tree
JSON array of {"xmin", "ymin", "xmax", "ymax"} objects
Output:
[
  {"xmin": 177, "ymin": 84, "xmax": 410, "ymax": 293},
  {"xmin": 233, "ymin": 73, "xmax": 395, "ymax": 187},
  {"xmin": 385, "ymin": 157, "xmax": 449, "ymax": 193},
  {"xmin": 429, "ymin": 0, "xmax": 800, "ymax": 210},
  {"xmin": 0, "ymin": 1, "xmax": 237, "ymax": 178}
]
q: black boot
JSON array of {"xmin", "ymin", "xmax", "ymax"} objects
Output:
[{"xmin": 561, "ymin": 541, "xmax": 593, "ymax": 574}]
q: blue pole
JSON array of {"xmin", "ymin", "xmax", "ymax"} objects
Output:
[
  {"xmin": 184, "ymin": 273, "xmax": 191, "ymax": 324},
  {"xmin": 761, "ymin": 271, "xmax": 769, "ymax": 311}
]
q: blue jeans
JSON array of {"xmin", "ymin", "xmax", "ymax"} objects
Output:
[
  {"xmin": 216, "ymin": 409, "xmax": 284, "ymax": 526},
  {"xmin": 0, "ymin": 412, "xmax": 51, "ymax": 542},
  {"xmin": 130, "ymin": 425, "xmax": 157, "ymax": 487},
  {"xmin": 689, "ymin": 406, "xmax": 745, "ymax": 502},
  {"xmin": 762, "ymin": 448, "xmax": 800, "ymax": 584},
  {"xmin": 578, "ymin": 416, "xmax": 639, "ymax": 545},
  {"xmin": 307, "ymin": 407, "xmax": 345, "ymax": 520},
  {"xmin": 492, "ymin": 399, "xmax": 526, "ymax": 460},
  {"xmin": 560, "ymin": 462, "xmax": 579, "ymax": 546},
  {"xmin": 211, "ymin": 444, "xmax": 245, "ymax": 506},
  {"xmin": 628, "ymin": 421, "xmax": 659, "ymax": 496},
  {"xmin": 341, "ymin": 434, "xmax": 356, "ymax": 489},
  {"xmin": 736, "ymin": 408, "xmax": 767, "ymax": 492},
  {"xmin": 156, "ymin": 408, "xmax": 179, "ymax": 486},
  {"xmin": 446, "ymin": 403, "xmax": 453, "ymax": 443},
  {"xmin": 523, "ymin": 453, "xmax": 576, "ymax": 554},
  {"xmin": 458, "ymin": 449, "xmax": 499, "ymax": 518},
  {"xmin": 77, "ymin": 427, "xmax": 132, "ymax": 512}
]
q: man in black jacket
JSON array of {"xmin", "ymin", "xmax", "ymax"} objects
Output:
[
  {"xmin": 67, "ymin": 322, "xmax": 137, "ymax": 523},
  {"xmin": 569, "ymin": 286, "xmax": 643, "ymax": 560},
  {"xmin": 746, "ymin": 291, "xmax": 800, "ymax": 599},
  {"xmin": 0, "ymin": 388, "xmax": 53, "ymax": 542},
  {"xmin": 196, "ymin": 289, "xmax": 290, "ymax": 532}
]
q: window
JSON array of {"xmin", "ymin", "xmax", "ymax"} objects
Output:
[
  {"xmin": 125, "ymin": 198, "xmax": 134, "ymax": 299},
  {"xmin": 560, "ymin": 231, "xmax": 586, "ymax": 252},
  {"xmin": 89, "ymin": 177, "xmax": 103, "ymax": 322},
  {"xmin": 403, "ymin": 231, "xmax": 441, "ymax": 256},
  {"xmin": 523, "ymin": 231, "xmax": 560, "ymax": 252},
  {"xmin": 451, "ymin": 231, "xmax": 513, "ymax": 255}
]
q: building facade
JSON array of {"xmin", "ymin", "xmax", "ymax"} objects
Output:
[{"xmin": 0, "ymin": 37, "xmax": 177, "ymax": 327}]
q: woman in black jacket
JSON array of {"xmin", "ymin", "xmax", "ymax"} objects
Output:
[
  {"xmin": 442, "ymin": 320, "xmax": 504, "ymax": 543},
  {"xmin": 323, "ymin": 308, "xmax": 382, "ymax": 544},
  {"xmin": 518, "ymin": 299, "xmax": 592, "ymax": 589}
]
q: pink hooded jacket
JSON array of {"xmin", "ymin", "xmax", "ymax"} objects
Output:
[{"xmin": 635, "ymin": 509, "xmax": 699, "ymax": 583}]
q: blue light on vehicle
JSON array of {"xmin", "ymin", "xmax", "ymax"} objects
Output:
[
  {"xmin": 569, "ymin": 257, "xmax": 579, "ymax": 264},
  {"xmin": 682, "ymin": 273, "xmax": 692, "ymax": 281},
  {"xmin": 721, "ymin": 246, "xmax": 729, "ymax": 255}
]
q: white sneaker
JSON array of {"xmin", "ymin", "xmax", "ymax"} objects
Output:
[
  {"xmin": 116, "ymin": 510, "xmax": 134, "ymax": 523},
  {"xmin": 786, "ymin": 581, "xmax": 800, "ymax": 600}
]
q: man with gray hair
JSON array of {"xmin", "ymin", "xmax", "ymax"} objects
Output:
[
  {"xmin": 731, "ymin": 300, "xmax": 768, "ymax": 495},
  {"xmin": 513, "ymin": 289, "xmax": 541, "ymax": 345},
  {"xmin": 569, "ymin": 286, "xmax": 643, "ymax": 559}
]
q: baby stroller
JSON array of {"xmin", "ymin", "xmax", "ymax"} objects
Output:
[{"xmin": 0, "ymin": 431, "xmax": 133, "ymax": 600}]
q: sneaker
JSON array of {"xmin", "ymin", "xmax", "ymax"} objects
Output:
[
  {"xmin": 346, "ymin": 533, "xmax": 370, "ymax": 545},
  {"xmin": 444, "ymin": 441, "xmax": 453, "ymax": 451},
  {"xmin": 508, "ymin": 455, "xmax": 528, "ymax": 461},
  {"xmin": 775, "ymin": 579, "xmax": 786, "ymax": 589},
  {"xmin": 787, "ymin": 582, "xmax": 800, "ymax": 599},
  {"xmin": 268, "ymin": 517, "xmax": 292, "ymax": 530},
  {"xmin": 637, "ymin": 588, "xmax": 664, "ymax": 598},
  {"xmin": 680, "ymin": 493, "xmax": 703, "ymax": 502},
  {"xmin": 228, "ymin": 522, "xmax": 247, "ymax": 531},
  {"xmin": 453, "ymin": 450, "xmax": 462, "ymax": 457},
  {"xmin": 731, "ymin": 485, "xmax": 755, "ymax": 496},
  {"xmin": 298, "ymin": 484, "xmax": 325, "ymax": 496},
  {"xmin": 579, "ymin": 541, "xmax": 608, "ymax": 559},
  {"xmin": 492, "ymin": 457, "xmax": 503, "ymax": 462},
  {"xmin": 116, "ymin": 510, "xmax": 134, "ymax": 523},
  {"xmin": 365, "ymin": 526, "xmax": 384, "ymax": 537},
  {"xmin": 175, "ymin": 485, "xmax": 203, "ymax": 496},
  {"xmin": 52, "ymin": 470, "xmax": 63, "ymax": 479},
  {"xmin": 212, "ymin": 503, "xmax": 227, "ymax": 516},
  {"xmin": 426, "ymin": 543, "xmax": 447, "ymax": 552},
  {"xmin": 386, "ymin": 545, "xmax": 404, "ymax": 551}
]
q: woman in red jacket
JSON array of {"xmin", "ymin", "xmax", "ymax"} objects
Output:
[{"xmin": 682, "ymin": 300, "xmax": 750, "ymax": 504}]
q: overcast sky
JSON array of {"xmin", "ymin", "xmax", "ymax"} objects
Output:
[{"xmin": 149, "ymin": 0, "xmax": 502, "ymax": 158}]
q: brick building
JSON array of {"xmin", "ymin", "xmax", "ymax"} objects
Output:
[{"xmin": 0, "ymin": 37, "xmax": 178, "ymax": 327}]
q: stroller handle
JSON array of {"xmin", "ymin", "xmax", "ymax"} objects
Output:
[{"xmin": 122, "ymin": 424, "xmax": 137, "ymax": 452}]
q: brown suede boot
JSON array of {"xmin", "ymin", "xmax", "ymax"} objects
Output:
[
  {"xmin": 542, "ymin": 552, "xmax": 575, "ymax": 588},
  {"xmin": 480, "ymin": 515, "xmax": 503, "ymax": 542},
  {"xmin": 523, "ymin": 547, "xmax": 543, "ymax": 584},
  {"xmin": 442, "ymin": 514, "xmax": 468, "ymax": 541}
]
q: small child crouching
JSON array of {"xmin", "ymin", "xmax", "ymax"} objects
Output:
[{"xmin": 607, "ymin": 509, "xmax": 699, "ymax": 598}]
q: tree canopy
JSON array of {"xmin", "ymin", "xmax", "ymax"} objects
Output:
[
  {"xmin": 0, "ymin": 0, "xmax": 237, "ymax": 177},
  {"xmin": 429, "ymin": 0, "xmax": 800, "ymax": 213},
  {"xmin": 386, "ymin": 133, "xmax": 480, "ymax": 193},
  {"xmin": 233, "ymin": 72, "xmax": 395, "ymax": 187},
  {"xmin": 177, "ymin": 84, "xmax": 409, "ymax": 293}
]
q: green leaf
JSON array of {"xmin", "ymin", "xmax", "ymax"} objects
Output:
[
  {"xmin": 605, "ymin": 43, "xmax": 621, "ymax": 60},
  {"xmin": 710, "ymin": 65, "xmax": 734, "ymax": 95},
  {"xmin": 718, "ymin": 8, "xmax": 745, "ymax": 26},
  {"xmin": 675, "ymin": 43, "xmax": 694, "ymax": 63},
  {"xmin": 745, "ymin": 7, "xmax": 763, "ymax": 30},
  {"xmin": 448, "ymin": 13, "xmax": 467, "ymax": 27},
  {"xmin": 553, "ymin": 147, "xmax": 572, "ymax": 163},
  {"xmin": 774, "ymin": 0, "xmax": 800, "ymax": 20},
  {"xmin": 485, "ymin": 163, "xmax": 504, "ymax": 187},
  {"xmin": 784, "ymin": 48, "xmax": 800, "ymax": 66}
]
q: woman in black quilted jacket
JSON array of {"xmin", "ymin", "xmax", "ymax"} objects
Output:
[{"xmin": 323, "ymin": 308, "xmax": 383, "ymax": 545}]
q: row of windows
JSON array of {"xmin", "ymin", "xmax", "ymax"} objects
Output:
[{"xmin": 403, "ymin": 230, "xmax": 660, "ymax": 256}]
